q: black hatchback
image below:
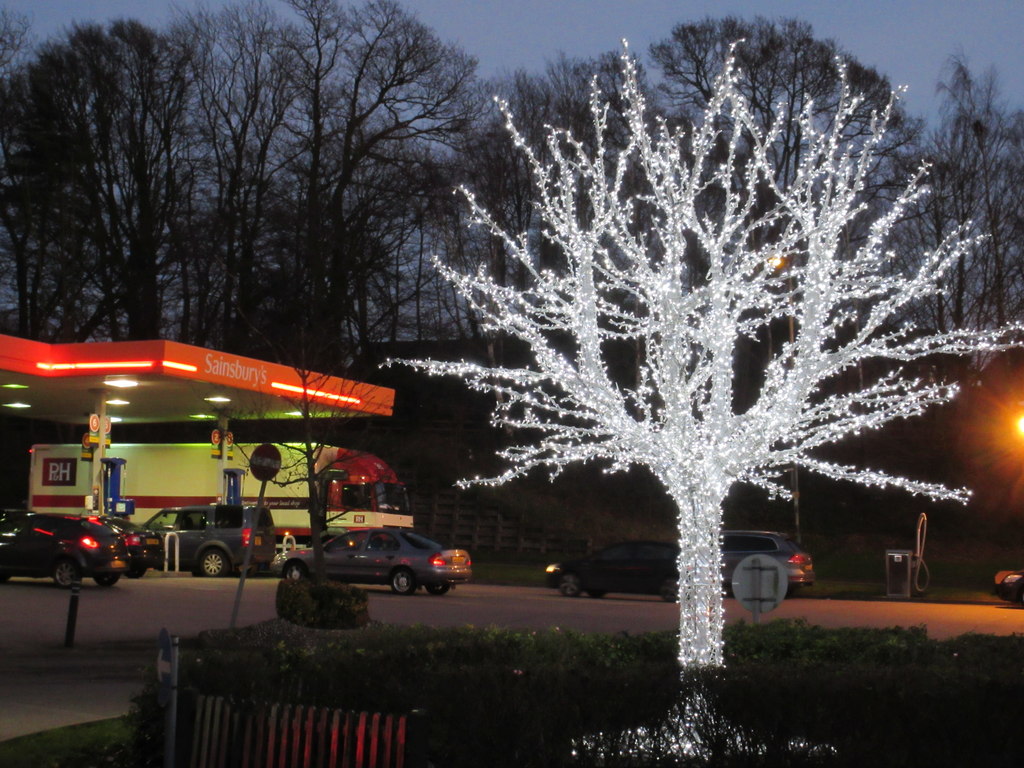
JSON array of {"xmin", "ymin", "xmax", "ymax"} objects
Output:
[
  {"xmin": 0, "ymin": 510, "xmax": 130, "ymax": 587},
  {"xmin": 102, "ymin": 516, "xmax": 165, "ymax": 578},
  {"xmin": 546, "ymin": 541, "xmax": 679, "ymax": 601}
]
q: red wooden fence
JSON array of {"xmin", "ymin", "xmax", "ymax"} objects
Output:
[{"xmin": 188, "ymin": 695, "xmax": 426, "ymax": 768}]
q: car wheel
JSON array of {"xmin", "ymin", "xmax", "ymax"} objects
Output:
[
  {"xmin": 425, "ymin": 583, "xmax": 450, "ymax": 595},
  {"xmin": 198, "ymin": 549, "xmax": 230, "ymax": 577},
  {"xmin": 94, "ymin": 573, "xmax": 121, "ymax": 587},
  {"xmin": 283, "ymin": 561, "xmax": 308, "ymax": 581},
  {"xmin": 52, "ymin": 559, "xmax": 82, "ymax": 588},
  {"xmin": 585, "ymin": 590, "xmax": 606, "ymax": 598},
  {"xmin": 558, "ymin": 573, "xmax": 582, "ymax": 597},
  {"xmin": 125, "ymin": 567, "xmax": 147, "ymax": 579},
  {"xmin": 660, "ymin": 577, "xmax": 678, "ymax": 602},
  {"xmin": 389, "ymin": 568, "xmax": 417, "ymax": 595}
]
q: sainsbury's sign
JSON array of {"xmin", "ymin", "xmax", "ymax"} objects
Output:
[{"xmin": 204, "ymin": 353, "xmax": 268, "ymax": 387}]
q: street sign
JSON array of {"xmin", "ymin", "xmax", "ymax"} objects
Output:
[
  {"xmin": 249, "ymin": 443, "xmax": 282, "ymax": 481},
  {"xmin": 732, "ymin": 554, "xmax": 787, "ymax": 622}
]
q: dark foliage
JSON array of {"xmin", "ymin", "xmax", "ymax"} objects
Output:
[
  {"xmin": 275, "ymin": 578, "xmax": 370, "ymax": 630},
  {"xmin": 117, "ymin": 620, "xmax": 1024, "ymax": 767}
]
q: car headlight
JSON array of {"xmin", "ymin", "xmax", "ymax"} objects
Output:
[
  {"xmin": 1003, "ymin": 573, "xmax": 1023, "ymax": 584},
  {"xmin": 545, "ymin": 564, "xmax": 560, "ymax": 574}
]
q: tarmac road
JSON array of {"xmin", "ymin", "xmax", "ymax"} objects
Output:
[{"xmin": 1, "ymin": 573, "xmax": 1021, "ymax": 741}]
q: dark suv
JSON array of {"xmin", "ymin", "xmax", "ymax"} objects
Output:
[
  {"xmin": 0, "ymin": 510, "xmax": 130, "ymax": 587},
  {"xmin": 545, "ymin": 541, "xmax": 680, "ymax": 601},
  {"xmin": 143, "ymin": 504, "xmax": 276, "ymax": 577}
]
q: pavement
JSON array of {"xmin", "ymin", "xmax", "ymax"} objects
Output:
[
  {"xmin": 0, "ymin": 572, "xmax": 281, "ymax": 743},
  {"xmin": 0, "ymin": 639, "xmax": 157, "ymax": 742}
]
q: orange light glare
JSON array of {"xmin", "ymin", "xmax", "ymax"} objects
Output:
[
  {"xmin": 37, "ymin": 360, "xmax": 154, "ymax": 371},
  {"xmin": 271, "ymin": 381, "xmax": 362, "ymax": 406},
  {"xmin": 163, "ymin": 360, "xmax": 198, "ymax": 372},
  {"xmin": 1017, "ymin": 415, "xmax": 1024, "ymax": 436}
]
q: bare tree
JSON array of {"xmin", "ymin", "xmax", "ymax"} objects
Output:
[
  {"xmin": 11, "ymin": 21, "xmax": 194, "ymax": 340},
  {"xmin": 270, "ymin": 0, "xmax": 478, "ymax": 372},
  {"xmin": 400, "ymin": 52, "xmax": 1020, "ymax": 668},
  {"xmin": 895, "ymin": 58, "xmax": 1024, "ymax": 336},
  {"xmin": 173, "ymin": 1, "xmax": 297, "ymax": 349}
]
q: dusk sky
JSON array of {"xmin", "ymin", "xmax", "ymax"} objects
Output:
[{"xmin": 4, "ymin": 0, "xmax": 1023, "ymax": 121}]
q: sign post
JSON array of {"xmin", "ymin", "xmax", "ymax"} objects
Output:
[
  {"xmin": 230, "ymin": 443, "xmax": 281, "ymax": 629},
  {"xmin": 157, "ymin": 627, "xmax": 179, "ymax": 768},
  {"xmin": 731, "ymin": 554, "xmax": 787, "ymax": 624}
]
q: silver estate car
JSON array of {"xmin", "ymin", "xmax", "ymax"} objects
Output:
[
  {"xmin": 272, "ymin": 528, "xmax": 471, "ymax": 595},
  {"xmin": 721, "ymin": 530, "xmax": 815, "ymax": 593}
]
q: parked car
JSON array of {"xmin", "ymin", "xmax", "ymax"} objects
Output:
[
  {"xmin": 142, "ymin": 504, "xmax": 276, "ymax": 577},
  {"xmin": 546, "ymin": 541, "xmax": 680, "ymax": 601},
  {"xmin": 102, "ymin": 516, "xmax": 165, "ymax": 578},
  {"xmin": 271, "ymin": 528, "xmax": 472, "ymax": 595},
  {"xmin": 545, "ymin": 531, "xmax": 814, "ymax": 601},
  {"xmin": 0, "ymin": 510, "xmax": 130, "ymax": 587},
  {"xmin": 995, "ymin": 569, "xmax": 1024, "ymax": 604},
  {"xmin": 721, "ymin": 531, "xmax": 815, "ymax": 593}
]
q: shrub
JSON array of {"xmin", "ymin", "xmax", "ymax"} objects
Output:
[
  {"xmin": 275, "ymin": 579, "xmax": 369, "ymax": 629},
  {"xmin": 123, "ymin": 621, "xmax": 1024, "ymax": 767}
]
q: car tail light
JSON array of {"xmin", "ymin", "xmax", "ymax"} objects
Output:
[
  {"xmin": 124, "ymin": 533, "xmax": 143, "ymax": 546},
  {"xmin": 429, "ymin": 553, "xmax": 445, "ymax": 567},
  {"xmin": 788, "ymin": 553, "xmax": 809, "ymax": 565},
  {"xmin": 80, "ymin": 536, "xmax": 100, "ymax": 549},
  {"xmin": 241, "ymin": 527, "xmax": 252, "ymax": 547}
]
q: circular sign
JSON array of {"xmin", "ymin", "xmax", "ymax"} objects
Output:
[
  {"xmin": 249, "ymin": 443, "xmax": 282, "ymax": 481},
  {"xmin": 731, "ymin": 554, "xmax": 787, "ymax": 615},
  {"xmin": 210, "ymin": 428, "xmax": 221, "ymax": 445},
  {"xmin": 88, "ymin": 413, "xmax": 100, "ymax": 433}
]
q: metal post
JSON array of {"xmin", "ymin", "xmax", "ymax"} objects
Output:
[
  {"xmin": 64, "ymin": 578, "xmax": 81, "ymax": 647},
  {"xmin": 162, "ymin": 636, "xmax": 179, "ymax": 768},
  {"xmin": 230, "ymin": 480, "xmax": 267, "ymax": 629}
]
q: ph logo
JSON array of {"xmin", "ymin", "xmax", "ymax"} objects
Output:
[{"xmin": 42, "ymin": 458, "xmax": 77, "ymax": 487}]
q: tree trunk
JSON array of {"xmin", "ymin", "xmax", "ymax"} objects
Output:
[{"xmin": 674, "ymin": 489, "xmax": 726, "ymax": 668}]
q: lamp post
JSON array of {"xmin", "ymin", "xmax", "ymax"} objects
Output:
[{"xmin": 770, "ymin": 253, "xmax": 801, "ymax": 543}]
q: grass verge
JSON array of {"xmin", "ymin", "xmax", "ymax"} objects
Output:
[{"xmin": 0, "ymin": 718, "xmax": 129, "ymax": 768}]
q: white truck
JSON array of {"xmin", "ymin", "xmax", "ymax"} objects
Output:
[{"xmin": 28, "ymin": 442, "xmax": 412, "ymax": 543}]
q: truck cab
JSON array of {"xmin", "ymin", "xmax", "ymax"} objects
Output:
[{"xmin": 317, "ymin": 448, "xmax": 412, "ymax": 532}]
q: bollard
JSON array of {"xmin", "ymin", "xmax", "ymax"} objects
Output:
[{"xmin": 64, "ymin": 578, "xmax": 81, "ymax": 648}]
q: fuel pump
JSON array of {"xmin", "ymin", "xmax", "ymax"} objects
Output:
[
  {"xmin": 223, "ymin": 468, "xmax": 245, "ymax": 505},
  {"xmin": 912, "ymin": 512, "xmax": 929, "ymax": 594},
  {"xmin": 99, "ymin": 457, "xmax": 135, "ymax": 517}
]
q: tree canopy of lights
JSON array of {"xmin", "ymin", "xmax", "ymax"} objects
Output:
[{"xmin": 398, "ymin": 50, "xmax": 1020, "ymax": 668}]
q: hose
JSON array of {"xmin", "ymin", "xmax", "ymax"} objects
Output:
[{"xmin": 913, "ymin": 512, "xmax": 930, "ymax": 594}]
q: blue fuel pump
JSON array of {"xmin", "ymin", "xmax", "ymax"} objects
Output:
[
  {"xmin": 100, "ymin": 457, "xmax": 135, "ymax": 517},
  {"xmin": 223, "ymin": 468, "xmax": 245, "ymax": 505}
]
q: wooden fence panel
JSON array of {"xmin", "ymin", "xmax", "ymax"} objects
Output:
[
  {"xmin": 186, "ymin": 695, "xmax": 425, "ymax": 768},
  {"xmin": 413, "ymin": 492, "xmax": 591, "ymax": 555}
]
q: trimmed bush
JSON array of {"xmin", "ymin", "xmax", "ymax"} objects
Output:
[
  {"xmin": 121, "ymin": 620, "xmax": 1024, "ymax": 768},
  {"xmin": 275, "ymin": 578, "xmax": 369, "ymax": 629}
]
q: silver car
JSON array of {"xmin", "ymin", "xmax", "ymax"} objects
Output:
[
  {"xmin": 272, "ymin": 528, "xmax": 471, "ymax": 595},
  {"xmin": 721, "ymin": 530, "xmax": 815, "ymax": 593}
]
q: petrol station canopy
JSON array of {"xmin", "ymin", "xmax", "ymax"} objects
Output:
[{"xmin": 0, "ymin": 333, "xmax": 394, "ymax": 425}]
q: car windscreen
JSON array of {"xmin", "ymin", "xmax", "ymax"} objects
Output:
[{"xmin": 399, "ymin": 531, "xmax": 443, "ymax": 550}]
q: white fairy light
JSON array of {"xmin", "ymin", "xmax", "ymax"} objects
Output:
[{"xmin": 395, "ymin": 49, "xmax": 1021, "ymax": 668}]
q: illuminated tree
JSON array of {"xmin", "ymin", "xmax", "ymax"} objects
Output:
[{"xmin": 401, "ymin": 50, "xmax": 1019, "ymax": 667}]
